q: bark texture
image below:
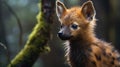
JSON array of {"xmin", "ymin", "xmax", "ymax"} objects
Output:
[{"xmin": 8, "ymin": 0, "xmax": 55, "ymax": 67}]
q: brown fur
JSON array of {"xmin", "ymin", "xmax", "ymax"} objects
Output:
[{"xmin": 56, "ymin": 0, "xmax": 120, "ymax": 67}]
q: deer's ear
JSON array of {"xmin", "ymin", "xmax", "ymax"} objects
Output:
[
  {"xmin": 56, "ymin": 0, "xmax": 67, "ymax": 18},
  {"xmin": 81, "ymin": 1, "xmax": 96, "ymax": 21}
]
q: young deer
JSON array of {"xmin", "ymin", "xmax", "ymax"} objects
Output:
[{"xmin": 56, "ymin": 0, "xmax": 120, "ymax": 67}]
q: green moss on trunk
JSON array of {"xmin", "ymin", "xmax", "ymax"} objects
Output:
[{"xmin": 8, "ymin": 12, "xmax": 51, "ymax": 67}]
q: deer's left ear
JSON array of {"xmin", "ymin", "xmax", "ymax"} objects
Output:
[
  {"xmin": 56, "ymin": 0, "xmax": 67, "ymax": 18},
  {"xmin": 81, "ymin": 1, "xmax": 96, "ymax": 21}
]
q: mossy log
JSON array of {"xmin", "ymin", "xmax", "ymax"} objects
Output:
[
  {"xmin": 8, "ymin": 12, "xmax": 51, "ymax": 67},
  {"xmin": 7, "ymin": 0, "xmax": 56, "ymax": 66}
]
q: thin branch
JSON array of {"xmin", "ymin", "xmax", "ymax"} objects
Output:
[
  {"xmin": 2, "ymin": 0, "xmax": 23, "ymax": 47},
  {"xmin": 0, "ymin": 42, "xmax": 7, "ymax": 50}
]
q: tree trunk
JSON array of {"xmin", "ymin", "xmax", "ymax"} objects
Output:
[
  {"xmin": 8, "ymin": 0, "xmax": 55, "ymax": 67},
  {"xmin": 109, "ymin": 0, "xmax": 120, "ymax": 50}
]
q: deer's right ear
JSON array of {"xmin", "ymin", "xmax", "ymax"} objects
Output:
[{"xmin": 56, "ymin": 0, "xmax": 67, "ymax": 18}]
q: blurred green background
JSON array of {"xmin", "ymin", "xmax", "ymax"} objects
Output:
[{"xmin": 0, "ymin": 0, "xmax": 120, "ymax": 67}]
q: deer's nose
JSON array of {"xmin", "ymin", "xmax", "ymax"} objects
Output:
[{"xmin": 57, "ymin": 32, "xmax": 71, "ymax": 40}]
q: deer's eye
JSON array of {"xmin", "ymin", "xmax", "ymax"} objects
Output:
[
  {"xmin": 60, "ymin": 24, "xmax": 64, "ymax": 28},
  {"xmin": 71, "ymin": 24, "xmax": 78, "ymax": 30},
  {"xmin": 60, "ymin": 25, "xmax": 63, "ymax": 28},
  {"xmin": 70, "ymin": 22, "xmax": 80, "ymax": 30}
]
